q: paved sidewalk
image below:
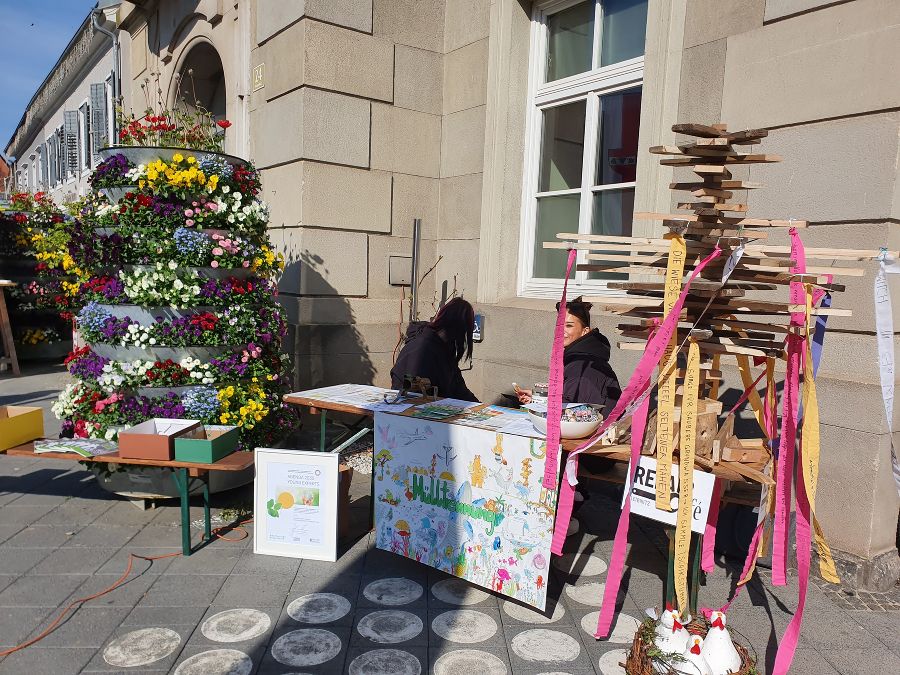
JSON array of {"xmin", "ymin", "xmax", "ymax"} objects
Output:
[{"xmin": 0, "ymin": 365, "xmax": 898, "ymax": 674}]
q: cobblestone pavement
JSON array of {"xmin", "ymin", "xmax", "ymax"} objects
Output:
[{"xmin": 1, "ymin": 365, "xmax": 898, "ymax": 674}]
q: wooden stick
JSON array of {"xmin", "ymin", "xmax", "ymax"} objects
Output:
[
  {"xmin": 661, "ymin": 154, "xmax": 781, "ymax": 166},
  {"xmin": 670, "ymin": 181, "xmax": 765, "ymax": 190},
  {"xmin": 634, "ymin": 212, "xmax": 808, "ymax": 228}
]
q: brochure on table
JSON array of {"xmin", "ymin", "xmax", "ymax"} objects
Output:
[{"xmin": 254, "ymin": 448, "xmax": 339, "ymax": 561}]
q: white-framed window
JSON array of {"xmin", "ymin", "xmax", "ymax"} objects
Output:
[{"xmin": 518, "ymin": 0, "xmax": 648, "ymax": 298}]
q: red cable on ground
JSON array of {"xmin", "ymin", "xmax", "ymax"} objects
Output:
[{"xmin": 0, "ymin": 518, "xmax": 253, "ymax": 657}]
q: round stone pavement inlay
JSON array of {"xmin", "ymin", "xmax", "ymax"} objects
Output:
[
  {"xmin": 579, "ymin": 612, "xmax": 639, "ymax": 644},
  {"xmin": 173, "ymin": 648, "xmax": 253, "ymax": 675},
  {"xmin": 348, "ymin": 648, "xmax": 422, "ymax": 675},
  {"xmin": 357, "ymin": 610, "xmax": 423, "ymax": 644},
  {"xmin": 270, "ymin": 628, "xmax": 342, "ymax": 666},
  {"xmin": 564, "ymin": 581, "xmax": 606, "ymax": 606},
  {"xmin": 103, "ymin": 627, "xmax": 181, "ymax": 667},
  {"xmin": 433, "ymin": 649, "xmax": 508, "ymax": 675},
  {"xmin": 201, "ymin": 608, "xmax": 271, "ymax": 643},
  {"xmin": 287, "ymin": 592, "xmax": 352, "ymax": 623},
  {"xmin": 510, "ymin": 629, "xmax": 581, "ymax": 663},
  {"xmin": 502, "ymin": 598, "xmax": 565, "ymax": 624},
  {"xmin": 363, "ymin": 577, "xmax": 424, "ymax": 606},
  {"xmin": 431, "ymin": 610, "xmax": 498, "ymax": 644},
  {"xmin": 551, "ymin": 553, "xmax": 608, "ymax": 577},
  {"xmin": 597, "ymin": 648, "xmax": 628, "ymax": 675},
  {"xmin": 430, "ymin": 578, "xmax": 490, "ymax": 605}
]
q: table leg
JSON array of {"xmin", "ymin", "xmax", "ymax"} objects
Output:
[
  {"xmin": 202, "ymin": 472, "xmax": 212, "ymax": 542},
  {"xmin": 0, "ymin": 289, "xmax": 20, "ymax": 377},
  {"xmin": 665, "ymin": 527, "xmax": 675, "ymax": 609},
  {"xmin": 172, "ymin": 468, "xmax": 192, "ymax": 556},
  {"xmin": 319, "ymin": 410, "xmax": 327, "ymax": 453}
]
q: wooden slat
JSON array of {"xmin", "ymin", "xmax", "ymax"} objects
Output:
[
  {"xmin": 725, "ymin": 128, "xmax": 769, "ymax": 143},
  {"xmin": 670, "ymin": 181, "xmax": 764, "ymax": 190},
  {"xmin": 677, "ymin": 202, "xmax": 748, "ymax": 212},
  {"xmin": 672, "ymin": 123, "xmax": 726, "ymax": 138},
  {"xmin": 634, "ymin": 211, "xmax": 808, "ymax": 228},
  {"xmin": 5, "ymin": 444, "xmax": 256, "ymax": 471},
  {"xmin": 661, "ymin": 154, "xmax": 781, "ymax": 167},
  {"xmin": 692, "ymin": 188, "xmax": 734, "ymax": 198}
]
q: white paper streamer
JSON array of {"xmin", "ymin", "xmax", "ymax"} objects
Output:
[{"xmin": 875, "ymin": 250, "xmax": 900, "ymax": 496}]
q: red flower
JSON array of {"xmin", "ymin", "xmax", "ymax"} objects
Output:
[{"xmin": 216, "ymin": 120, "xmax": 232, "ymax": 129}]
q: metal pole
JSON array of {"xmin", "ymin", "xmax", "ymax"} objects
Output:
[
  {"xmin": 92, "ymin": 10, "xmax": 120, "ymax": 140},
  {"xmin": 410, "ymin": 218, "xmax": 421, "ymax": 323}
]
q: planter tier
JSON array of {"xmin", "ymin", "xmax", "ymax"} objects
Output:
[
  {"xmin": 89, "ymin": 344, "xmax": 233, "ymax": 361},
  {"xmin": 124, "ymin": 265, "xmax": 257, "ymax": 280},
  {"xmin": 99, "ymin": 145, "xmax": 252, "ymax": 170}
]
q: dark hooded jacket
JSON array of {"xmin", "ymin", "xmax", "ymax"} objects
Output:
[
  {"xmin": 390, "ymin": 323, "xmax": 478, "ymax": 402},
  {"xmin": 562, "ymin": 328, "xmax": 621, "ymax": 414}
]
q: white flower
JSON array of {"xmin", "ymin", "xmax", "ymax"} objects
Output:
[
  {"xmin": 221, "ymin": 185, "xmax": 230, "ymax": 194},
  {"xmin": 233, "ymin": 192, "xmax": 243, "ymax": 201}
]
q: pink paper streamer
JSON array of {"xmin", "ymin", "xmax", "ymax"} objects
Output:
[
  {"xmin": 550, "ymin": 246, "xmax": 723, "ymax": 556},
  {"xmin": 542, "ymin": 249, "xmax": 578, "ymax": 489},
  {"xmin": 594, "ymin": 392, "xmax": 651, "ymax": 638},
  {"xmin": 772, "ymin": 442, "xmax": 813, "ymax": 674}
]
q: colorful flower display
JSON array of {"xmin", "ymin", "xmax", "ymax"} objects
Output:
[{"xmin": 57, "ymin": 146, "xmax": 296, "ymax": 447}]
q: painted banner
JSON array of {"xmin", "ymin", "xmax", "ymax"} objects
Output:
[{"xmin": 373, "ymin": 412, "xmax": 559, "ymax": 610}]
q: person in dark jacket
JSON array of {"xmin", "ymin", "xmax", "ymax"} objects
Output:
[
  {"xmin": 517, "ymin": 297, "xmax": 621, "ymax": 415},
  {"xmin": 390, "ymin": 298, "xmax": 479, "ymax": 402}
]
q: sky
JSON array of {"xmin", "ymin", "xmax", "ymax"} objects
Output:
[{"xmin": 0, "ymin": 0, "xmax": 98, "ymax": 156}]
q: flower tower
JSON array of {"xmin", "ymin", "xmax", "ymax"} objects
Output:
[
  {"xmin": 0, "ymin": 192, "xmax": 75, "ymax": 359},
  {"xmin": 56, "ymin": 111, "xmax": 296, "ymax": 449}
]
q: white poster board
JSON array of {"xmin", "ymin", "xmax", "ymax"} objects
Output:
[
  {"xmin": 623, "ymin": 455, "xmax": 717, "ymax": 534},
  {"xmin": 373, "ymin": 412, "xmax": 559, "ymax": 611},
  {"xmin": 253, "ymin": 448, "xmax": 339, "ymax": 561}
]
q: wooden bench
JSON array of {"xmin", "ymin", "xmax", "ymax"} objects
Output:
[{"xmin": 5, "ymin": 442, "xmax": 254, "ymax": 556}]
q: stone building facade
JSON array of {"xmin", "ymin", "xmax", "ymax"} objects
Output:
[{"xmin": 7, "ymin": 0, "xmax": 899, "ymax": 589}]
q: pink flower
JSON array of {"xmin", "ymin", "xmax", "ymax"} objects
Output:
[
  {"xmin": 242, "ymin": 261, "xmax": 250, "ymax": 268},
  {"xmin": 207, "ymin": 202, "xmax": 218, "ymax": 211},
  {"xmin": 212, "ymin": 247, "xmax": 224, "ymax": 256},
  {"xmin": 211, "ymin": 260, "xmax": 219, "ymax": 268},
  {"xmin": 185, "ymin": 219, "xmax": 195, "ymax": 227},
  {"xmin": 184, "ymin": 209, "xmax": 194, "ymax": 217},
  {"xmin": 192, "ymin": 202, "xmax": 198, "ymax": 207}
]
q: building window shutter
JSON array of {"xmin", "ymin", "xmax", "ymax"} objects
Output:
[
  {"xmin": 64, "ymin": 111, "xmax": 79, "ymax": 177},
  {"xmin": 39, "ymin": 146, "xmax": 48, "ymax": 189},
  {"xmin": 57, "ymin": 127, "xmax": 66, "ymax": 182},
  {"xmin": 90, "ymin": 83, "xmax": 108, "ymax": 162}
]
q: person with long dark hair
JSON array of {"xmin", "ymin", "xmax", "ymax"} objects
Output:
[{"xmin": 391, "ymin": 297, "xmax": 478, "ymax": 401}]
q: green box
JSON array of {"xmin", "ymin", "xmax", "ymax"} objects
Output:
[{"xmin": 174, "ymin": 425, "xmax": 239, "ymax": 463}]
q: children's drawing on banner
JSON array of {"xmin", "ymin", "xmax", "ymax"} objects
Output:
[{"xmin": 373, "ymin": 412, "xmax": 559, "ymax": 610}]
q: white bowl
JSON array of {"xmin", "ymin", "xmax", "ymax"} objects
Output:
[{"xmin": 528, "ymin": 411, "xmax": 603, "ymax": 439}]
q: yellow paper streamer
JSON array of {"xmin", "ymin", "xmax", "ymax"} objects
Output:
[
  {"xmin": 675, "ymin": 338, "xmax": 700, "ymax": 612},
  {"xmin": 656, "ymin": 233, "xmax": 686, "ymax": 511},
  {"xmin": 800, "ymin": 286, "xmax": 840, "ymax": 583}
]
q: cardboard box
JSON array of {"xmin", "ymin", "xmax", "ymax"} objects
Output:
[
  {"xmin": 0, "ymin": 406, "xmax": 44, "ymax": 451},
  {"xmin": 174, "ymin": 425, "xmax": 239, "ymax": 464},
  {"xmin": 118, "ymin": 418, "xmax": 202, "ymax": 461}
]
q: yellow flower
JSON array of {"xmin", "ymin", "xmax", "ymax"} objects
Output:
[
  {"xmin": 173, "ymin": 153, "xmax": 184, "ymax": 163},
  {"xmin": 187, "ymin": 156, "xmax": 196, "ymax": 164}
]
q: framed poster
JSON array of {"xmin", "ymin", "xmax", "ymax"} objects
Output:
[
  {"xmin": 253, "ymin": 448, "xmax": 339, "ymax": 561},
  {"xmin": 373, "ymin": 412, "xmax": 559, "ymax": 611}
]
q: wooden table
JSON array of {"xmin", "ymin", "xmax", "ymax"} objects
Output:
[
  {"xmin": 286, "ymin": 388, "xmax": 765, "ymax": 613},
  {"xmin": 6, "ymin": 442, "xmax": 254, "ymax": 556},
  {"xmin": 0, "ymin": 281, "xmax": 20, "ymax": 377}
]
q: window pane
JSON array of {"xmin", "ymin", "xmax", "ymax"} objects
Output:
[
  {"xmin": 600, "ymin": 0, "xmax": 648, "ymax": 66},
  {"xmin": 546, "ymin": 1, "xmax": 594, "ymax": 82},
  {"xmin": 595, "ymin": 86, "xmax": 641, "ymax": 185},
  {"xmin": 588, "ymin": 187, "xmax": 634, "ymax": 280},
  {"xmin": 539, "ymin": 101, "xmax": 587, "ymax": 192},
  {"xmin": 533, "ymin": 194, "xmax": 581, "ymax": 278}
]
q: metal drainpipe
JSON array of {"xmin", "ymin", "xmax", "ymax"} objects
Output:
[
  {"xmin": 409, "ymin": 218, "xmax": 421, "ymax": 323},
  {"xmin": 92, "ymin": 10, "xmax": 120, "ymax": 139}
]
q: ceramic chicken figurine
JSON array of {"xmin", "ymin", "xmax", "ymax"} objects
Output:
[
  {"xmin": 700, "ymin": 611, "xmax": 742, "ymax": 675},
  {"xmin": 675, "ymin": 636, "xmax": 713, "ymax": 675},
  {"xmin": 653, "ymin": 605, "xmax": 690, "ymax": 654}
]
